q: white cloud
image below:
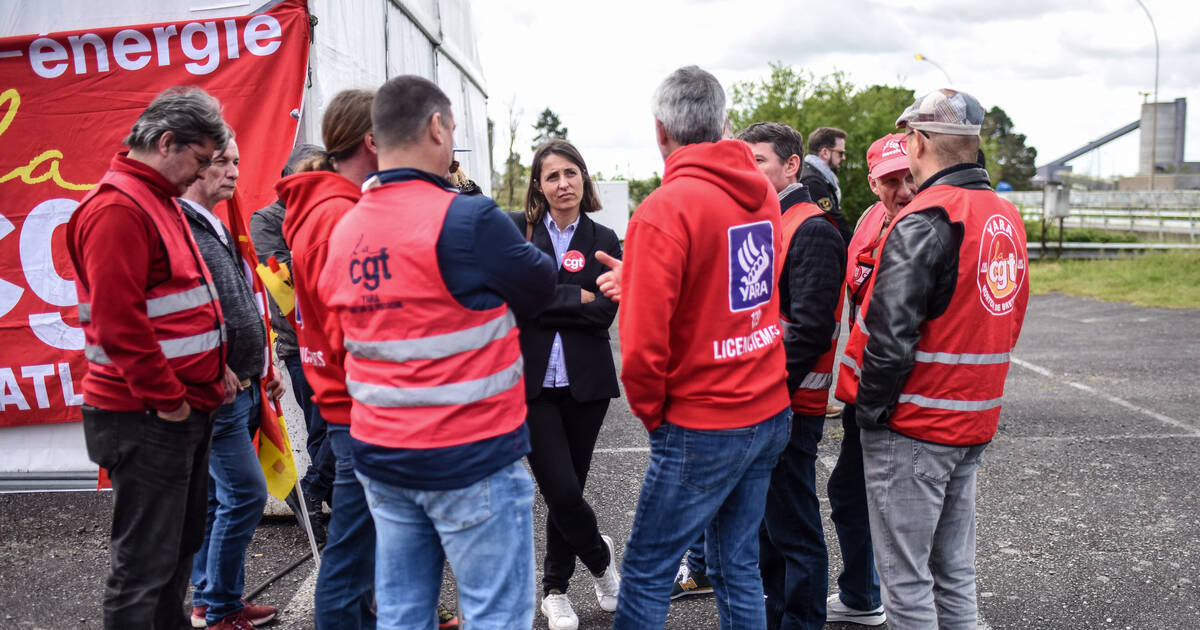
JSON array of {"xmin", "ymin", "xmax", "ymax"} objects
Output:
[{"xmin": 476, "ymin": 0, "xmax": 1200, "ymax": 181}]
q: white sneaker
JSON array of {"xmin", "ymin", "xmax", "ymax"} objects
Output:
[
  {"xmin": 826, "ymin": 592, "xmax": 886, "ymax": 626},
  {"xmin": 540, "ymin": 592, "xmax": 579, "ymax": 630},
  {"xmin": 592, "ymin": 534, "xmax": 621, "ymax": 612}
]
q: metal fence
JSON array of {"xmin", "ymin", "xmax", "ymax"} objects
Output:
[{"xmin": 1001, "ymin": 190, "xmax": 1200, "ymax": 242}]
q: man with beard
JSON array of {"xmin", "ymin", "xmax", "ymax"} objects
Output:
[{"xmin": 800, "ymin": 126, "xmax": 852, "ymax": 245}]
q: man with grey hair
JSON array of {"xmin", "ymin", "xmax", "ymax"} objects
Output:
[
  {"xmin": 67, "ymin": 86, "xmax": 231, "ymax": 629},
  {"xmin": 608, "ymin": 65, "xmax": 791, "ymax": 629},
  {"xmin": 843, "ymin": 89, "xmax": 1029, "ymax": 628}
]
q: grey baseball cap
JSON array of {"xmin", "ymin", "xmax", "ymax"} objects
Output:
[{"xmin": 895, "ymin": 89, "xmax": 985, "ymax": 136}]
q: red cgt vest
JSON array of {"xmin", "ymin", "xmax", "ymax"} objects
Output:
[
  {"xmin": 834, "ymin": 202, "xmax": 888, "ymax": 404},
  {"xmin": 323, "ymin": 179, "xmax": 526, "ymax": 450},
  {"xmin": 71, "ymin": 169, "xmax": 226, "ymax": 390},
  {"xmin": 780, "ymin": 202, "xmax": 845, "ymax": 416},
  {"xmin": 840, "ymin": 185, "xmax": 1029, "ymax": 445}
]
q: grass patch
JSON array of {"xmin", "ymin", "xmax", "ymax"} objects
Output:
[{"xmin": 1029, "ymin": 250, "xmax": 1200, "ymax": 308}]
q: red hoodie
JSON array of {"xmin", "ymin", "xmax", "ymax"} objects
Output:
[
  {"xmin": 276, "ymin": 171, "xmax": 361, "ymax": 425},
  {"xmin": 620, "ymin": 140, "xmax": 790, "ymax": 431}
]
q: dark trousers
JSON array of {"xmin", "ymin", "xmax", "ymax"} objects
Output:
[
  {"xmin": 82, "ymin": 405, "xmax": 213, "ymax": 630},
  {"xmin": 826, "ymin": 404, "xmax": 882, "ymax": 610},
  {"xmin": 760, "ymin": 414, "xmax": 827, "ymax": 630},
  {"xmin": 525, "ymin": 387, "xmax": 611, "ymax": 595},
  {"xmin": 285, "ymin": 355, "xmax": 335, "ymax": 505}
]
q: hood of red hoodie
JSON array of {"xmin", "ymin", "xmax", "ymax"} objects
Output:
[
  {"xmin": 662, "ymin": 140, "xmax": 774, "ymax": 213},
  {"xmin": 276, "ymin": 171, "xmax": 362, "ymax": 243}
]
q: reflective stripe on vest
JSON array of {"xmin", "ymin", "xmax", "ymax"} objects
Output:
[
  {"xmin": 344, "ymin": 311, "xmax": 515, "ymax": 363},
  {"xmin": 78, "ymin": 283, "xmax": 218, "ymax": 323},
  {"xmin": 346, "ymin": 355, "xmax": 523, "ymax": 408},
  {"xmin": 840, "ymin": 353, "xmax": 861, "ymax": 378},
  {"xmin": 797, "ymin": 370, "xmax": 833, "ymax": 390},
  {"xmin": 897, "ymin": 393, "xmax": 1003, "ymax": 412},
  {"xmin": 913, "ymin": 350, "xmax": 1010, "ymax": 365},
  {"xmin": 84, "ymin": 329, "xmax": 224, "ymax": 365}
]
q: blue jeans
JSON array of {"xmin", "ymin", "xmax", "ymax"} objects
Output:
[
  {"xmin": 315, "ymin": 424, "xmax": 376, "ymax": 629},
  {"xmin": 760, "ymin": 414, "xmax": 826, "ymax": 630},
  {"xmin": 357, "ymin": 459, "xmax": 535, "ymax": 630},
  {"xmin": 614, "ymin": 409, "xmax": 791, "ymax": 630},
  {"xmin": 861, "ymin": 428, "xmax": 986, "ymax": 630},
  {"xmin": 192, "ymin": 385, "xmax": 268, "ymax": 623},
  {"xmin": 285, "ymin": 355, "xmax": 335, "ymax": 504},
  {"xmin": 826, "ymin": 404, "xmax": 881, "ymax": 611},
  {"xmin": 685, "ymin": 536, "xmax": 706, "ymax": 573}
]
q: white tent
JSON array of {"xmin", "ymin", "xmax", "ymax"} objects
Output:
[{"xmin": 0, "ymin": 0, "xmax": 490, "ymax": 491}]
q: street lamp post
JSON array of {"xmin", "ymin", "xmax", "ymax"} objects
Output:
[
  {"xmin": 914, "ymin": 53, "xmax": 953, "ymax": 85},
  {"xmin": 1135, "ymin": 0, "xmax": 1158, "ymax": 190}
]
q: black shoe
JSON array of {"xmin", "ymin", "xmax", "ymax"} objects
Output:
[{"xmin": 285, "ymin": 487, "xmax": 328, "ymax": 546}]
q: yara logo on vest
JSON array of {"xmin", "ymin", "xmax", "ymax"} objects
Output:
[
  {"xmin": 349, "ymin": 245, "xmax": 392, "ymax": 291},
  {"xmin": 728, "ymin": 221, "xmax": 774, "ymax": 312},
  {"xmin": 976, "ymin": 214, "xmax": 1025, "ymax": 316}
]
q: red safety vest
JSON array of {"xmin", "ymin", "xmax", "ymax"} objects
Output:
[
  {"xmin": 841, "ymin": 185, "xmax": 1029, "ymax": 445},
  {"xmin": 779, "ymin": 202, "xmax": 844, "ymax": 416},
  {"xmin": 834, "ymin": 202, "xmax": 888, "ymax": 404},
  {"xmin": 72, "ymin": 169, "xmax": 226, "ymax": 388},
  {"xmin": 324, "ymin": 179, "xmax": 526, "ymax": 449}
]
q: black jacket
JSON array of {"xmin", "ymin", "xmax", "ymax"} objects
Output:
[
  {"xmin": 508, "ymin": 211, "xmax": 622, "ymax": 402},
  {"xmin": 248, "ymin": 199, "xmax": 299, "ymax": 358},
  {"xmin": 800, "ymin": 160, "xmax": 853, "ymax": 246},
  {"xmin": 778, "ymin": 187, "xmax": 847, "ymax": 397},
  {"xmin": 855, "ymin": 164, "xmax": 989, "ymax": 429}
]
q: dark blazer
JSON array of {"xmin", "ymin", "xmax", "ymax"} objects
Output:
[{"xmin": 508, "ymin": 211, "xmax": 622, "ymax": 402}]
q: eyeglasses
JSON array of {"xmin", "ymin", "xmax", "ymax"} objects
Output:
[
  {"xmin": 831, "ymin": 149, "xmax": 846, "ymax": 158},
  {"xmin": 180, "ymin": 144, "xmax": 215, "ymax": 169},
  {"xmin": 904, "ymin": 128, "xmax": 931, "ymax": 140}
]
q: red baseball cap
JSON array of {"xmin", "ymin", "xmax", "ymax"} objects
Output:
[{"xmin": 867, "ymin": 133, "xmax": 910, "ymax": 179}]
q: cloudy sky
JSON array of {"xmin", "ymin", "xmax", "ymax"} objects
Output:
[{"xmin": 474, "ymin": 0, "xmax": 1200, "ymax": 183}]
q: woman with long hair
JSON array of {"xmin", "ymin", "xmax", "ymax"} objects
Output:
[{"xmin": 510, "ymin": 139, "xmax": 623, "ymax": 630}]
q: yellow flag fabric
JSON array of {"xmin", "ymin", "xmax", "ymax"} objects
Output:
[
  {"xmin": 256, "ymin": 261, "xmax": 296, "ymax": 316},
  {"xmin": 259, "ymin": 400, "xmax": 299, "ymax": 500}
]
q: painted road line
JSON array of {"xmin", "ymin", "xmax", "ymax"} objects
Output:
[
  {"xmin": 1005, "ymin": 433, "xmax": 1200, "ymax": 442},
  {"xmin": 280, "ymin": 566, "xmax": 317, "ymax": 625},
  {"xmin": 1011, "ymin": 357, "xmax": 1199, "ymax": 436}
]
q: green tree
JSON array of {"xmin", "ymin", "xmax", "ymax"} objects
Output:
[
  {"xmin": 498, "ymin": 100, "xmax": 528, "ymax": 210},
  {"xmin": 627, "ymin": 173, "xmax": 662, "ymax": 207},
  {"xmin": 729, "ymin": 63, "xmax": 914, "ymax": 225},
  {"xmin": 981, "ymin": 106, "xmax": 1037, "ymax": 190},
  {"xmin": 531, "ymin": 107, "xmax": 568, "ymax": 153}
]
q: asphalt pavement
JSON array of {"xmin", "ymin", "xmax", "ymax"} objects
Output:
[{"xmin": 1, "ymin": 292, "xmax": 1197, "ymax": 629}]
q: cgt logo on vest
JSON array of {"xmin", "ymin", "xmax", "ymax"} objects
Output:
[
  {"xmin": 349, "ymin": 247, "xmax": 392, "ymax": 291},
  {"xmin": 976, "ymin": 214, "xmax": 1026, "ymax": 316}
]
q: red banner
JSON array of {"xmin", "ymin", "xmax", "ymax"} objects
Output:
[{"xmin": 0, "ymin": 0, "xmax": 310, "ymax": 427}]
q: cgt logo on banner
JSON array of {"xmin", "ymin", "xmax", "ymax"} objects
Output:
[{"xmin": 0, "ymin": 0, "xmax": 309, "ymax": 427}]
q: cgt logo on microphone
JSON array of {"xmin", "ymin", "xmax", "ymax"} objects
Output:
[{"xmin": 728, "ymin": 221, "xmax": 774, "ymax": 312}]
